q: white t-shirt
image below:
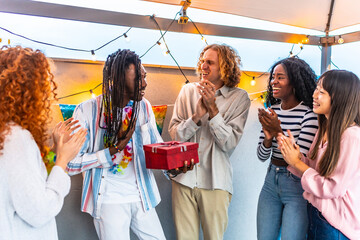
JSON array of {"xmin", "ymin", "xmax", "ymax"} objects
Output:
[{"xmin": 102, "ymin": 139, "xmax": 141, "ymax": 204}]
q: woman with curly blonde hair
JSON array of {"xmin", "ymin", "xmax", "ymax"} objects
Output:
[{"xmin": 0, "ymin": 46, "xmax": 87, "ymax": 240}]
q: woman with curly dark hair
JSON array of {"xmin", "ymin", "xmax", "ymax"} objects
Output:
[
  {"xmin": 0, "ymin": 46, "xmax": 87, "ymax": 240},
  {"xmin": 256, "ymin": 57, "xmax": 318, "ymax": 240}
]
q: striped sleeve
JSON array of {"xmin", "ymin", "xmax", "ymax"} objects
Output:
[
  {"xmin": 297, "ymin": 110, "xmax": 318, "ymax": 154},
  {"xmin": 66, "ymin": 100, "xmax": 113, "ymax": 175},
  {"xmin": 257, "ymin": 138, "xmax": 272, "ymax": 162}
]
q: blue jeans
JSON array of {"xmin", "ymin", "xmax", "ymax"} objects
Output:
[
  {"xmin": 307, "ymin": 203, "xmax": 349, "ymax": 240},
  {"xmin": 257, "ymin": 164, "xmax": 308, "ymax": 240}
]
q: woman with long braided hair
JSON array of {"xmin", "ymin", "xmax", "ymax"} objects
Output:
[{"xmin": 67, "ymin": 49, "xmax": 166, "ymax": 240}]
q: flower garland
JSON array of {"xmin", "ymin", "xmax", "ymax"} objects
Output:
[{"xmin": 104, "ymin": 105, "xmax": 134, "ymax": 175}]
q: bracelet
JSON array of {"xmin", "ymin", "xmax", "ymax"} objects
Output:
[{"xmin": 113, "ymin": 143, "xmax": 121, "ymax": 153}]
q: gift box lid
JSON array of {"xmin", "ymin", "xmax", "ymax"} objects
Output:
[{"xmin": 143, "ymin": 141, "xmax": 198, "ymax": 155}]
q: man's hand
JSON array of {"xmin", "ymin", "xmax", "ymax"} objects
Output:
[
  {"xmin": 197, "ymin": 80, "xmax": 219, "ymax": 119},
  {"xmin": 192, "ymin": 97, "xmax": 207, "ymax": 125},
  {"xmin": 109, "ymin": 122, "xmax": 136, "ymax": 155},
  {"xmin": 168, "ymin": 159, "xmax": 195, "ymax": 177}
]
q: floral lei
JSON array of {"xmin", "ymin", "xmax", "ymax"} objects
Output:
[{"xmin": 104, "ymin": 104, "xmax": 133, "ymax": 175}]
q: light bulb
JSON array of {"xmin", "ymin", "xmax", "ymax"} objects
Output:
[
  {"xmin": 201, "ymin": 36, "xmax": 207, "ymax": 44},
  {"xmin": 91, "ymin": 50, "xmax": 96, "ymax": 61},
  {"xmin": 302, "ymin": 36, "xmax": 309, "ymax": 44},
  {"xmin": 338, "ymin": 36, "xmax": 344, "ymax": 44},
  {"xmin": 90, "ymin": 90, "xmax": 96, "ymax": 98},
  {"xmin": 124, "ymin": 33, "xmax": 130, "ymax": 42},
  {"xmin": 163, "ymin": 50, "xmax": 170, "ymax": 56},
  {"xmin": 250, "ymin": 77, "xmax": 256, "ymax": 86}
]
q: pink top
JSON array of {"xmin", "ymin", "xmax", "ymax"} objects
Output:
[{"xmin": 299, "ymin": 126, "xmax": 360, "ymax": 239}]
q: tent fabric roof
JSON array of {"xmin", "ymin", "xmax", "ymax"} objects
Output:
[{"xmin": 143, "ymin": 0, "xmax": 360, "ymax": 32}]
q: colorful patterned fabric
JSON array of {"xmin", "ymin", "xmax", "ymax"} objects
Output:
[{"xmin": 66, "ymin": 96, "xmax": 163, "ymax": 218}]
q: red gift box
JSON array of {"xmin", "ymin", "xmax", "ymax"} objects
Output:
[{"xmin": 143, "ymin": 141, "xmax": 199, "ymax": 170}]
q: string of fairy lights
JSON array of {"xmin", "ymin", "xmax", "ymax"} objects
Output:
[{"xmin": 1, "ymin": 11, "xmax": 336, "ymax": 103}]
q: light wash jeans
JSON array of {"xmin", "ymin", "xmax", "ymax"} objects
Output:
[
  {"xmin": 257, "ymin": 164, "xmax": 308, "ymax": 240},
  {"xmin": 307, "ymin": 203, "xmax": 349, "ymax": 240}
]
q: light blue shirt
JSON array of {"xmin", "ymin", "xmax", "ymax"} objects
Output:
[{"xmin": 66, "ymin": 96, "xmax": 163, "ymax": 218}]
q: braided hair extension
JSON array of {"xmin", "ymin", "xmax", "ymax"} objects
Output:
[
  {"xmin": 100, "ymin": 49, "xmax": 141, "ymax": 146},
  {"xmin": 266, "ymin": 57, "xmax": 317, "ymax": 109}
]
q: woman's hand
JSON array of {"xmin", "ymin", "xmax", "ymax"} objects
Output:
[
  {"xmin": 258, "ymin": 108, "xmax": 282, "ymax": 138},
  {"xmin": 55, "ymin": 128, "xmax": 87, "ymax": 170},
  {"xmin": 277, "ymin": 130, "xmax": 310, "ymax": 175},
  {"xmin": 52, "ymin": 117, "xmax": 81, "ymax": 151},
  {"xmin": 277, "ymin": 131, "xmax": 301, "ymax": 166},
  {"xmin": 258, "ymin": 108, "xmax": 278, "ymax": 147}
]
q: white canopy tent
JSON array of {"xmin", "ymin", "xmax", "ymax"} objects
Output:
[
  {"xmin": 1, "ymin": 0, "xmax": 359, "ymax": 72},
  {"xmin": 145, "ymin": 0, "xmax": 360, "ymax": 33}
]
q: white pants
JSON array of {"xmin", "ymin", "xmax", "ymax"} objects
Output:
[{"xmin": 93, "ymin": 202, "xmax": 166, "ymax": 240}]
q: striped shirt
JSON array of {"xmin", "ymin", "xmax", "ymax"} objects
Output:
[
  {"xmin": 257, "ymin": 102, "xmax": 318, "ymax": 162},
  {"xmin": 66, "ymin": 95, "xmax": 162, "ymax": 218}
]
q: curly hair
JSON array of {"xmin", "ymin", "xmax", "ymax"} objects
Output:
[
  {"xmin": 196, "ymin": 44, "xmax": 241, "ymax": 87},
  {"xmin": 0, "ymin": 46, "xmax": 57, "ymax": 159},
  {"xmin": 265, "ymin": 57, "xmax": 317, "ymax": 108}
]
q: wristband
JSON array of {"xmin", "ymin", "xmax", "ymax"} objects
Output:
[{"xmin": 113, "ymin": 143, "xmax": 121, "ymax": 153}]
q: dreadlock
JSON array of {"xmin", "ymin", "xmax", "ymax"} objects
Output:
[
  {"xmin": 266, "ymin": 57, "xmax": 317, "ymax": 108},
  {"xmin": 100, "ymin": 49, "xmax": 142, "ymax": 146}
]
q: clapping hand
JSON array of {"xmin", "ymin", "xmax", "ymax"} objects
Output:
[
  {"xmin": 52, "ymin": 117, "xmax": 81, "ymax": 150},
  {"xmin": 277, "ymin": 130, "xmax": 301, "ymax": 166},
  {"xmin": 53, "ymin": 119, "xmax": 87, "ymax": 170},
  {"xmin": 258, "ymin": 108, "xmax": 282, "ymax": 138}
]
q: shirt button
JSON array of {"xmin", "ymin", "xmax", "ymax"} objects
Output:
[
  {"xmin": 98, "ymin": 193, "xmax": 101, "ymax": 195},
  {"xmin": 102, "ymin": 176, "xmax": 105, "ymax": 178},
  {"xmin": 276, "ymin": 167, "xmax": 279, "ymax": 171}
]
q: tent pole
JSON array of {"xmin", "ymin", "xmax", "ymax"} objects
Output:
[
  {"xmin": 321, "ymin": 0, "xmax": 335, "ymax": 74},
  {"xmin": 321, "ymin": 44, "xmax": 332, "ymax": 74}
]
